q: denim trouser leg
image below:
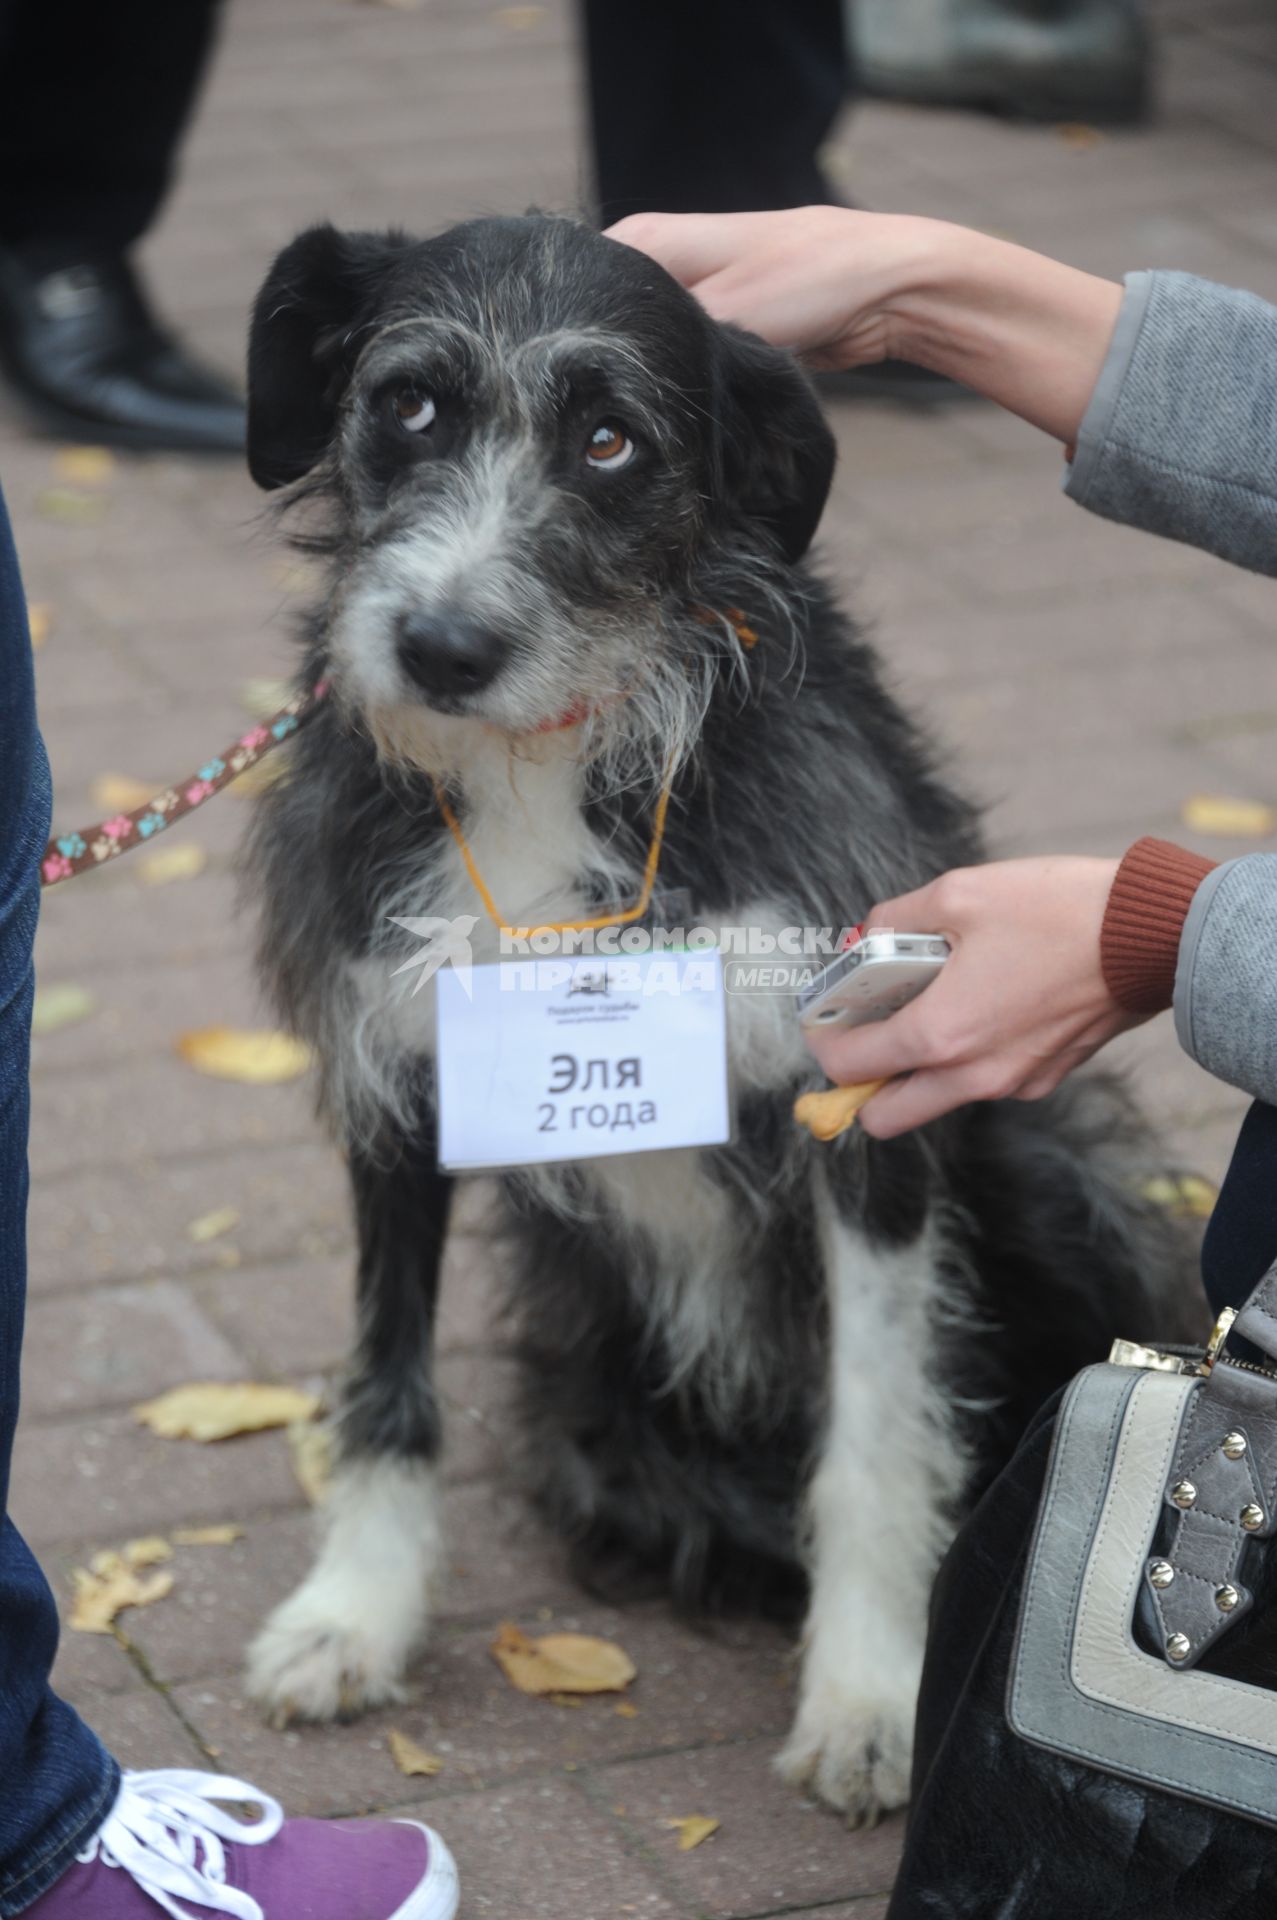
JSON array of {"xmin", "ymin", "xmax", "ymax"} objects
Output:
[{"xmin": 0, "ymin": 487, "xmax": 118, "ymax": 1915}]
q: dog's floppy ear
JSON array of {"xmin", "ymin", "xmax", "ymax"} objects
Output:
[
  {"xmin": 712, "ymin": 327, "xmax": 836, "ymax": 566},
  {"xmin": 247, "ymin": 223, "xmax": 408, "ymax": 490}
]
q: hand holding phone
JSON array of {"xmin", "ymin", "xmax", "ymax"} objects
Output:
[{"xmin": 798, "ymin": 931, "xmax": 950, "ymax": 1032}]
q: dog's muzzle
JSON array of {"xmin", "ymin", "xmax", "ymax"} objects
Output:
[{"xmin": 395, "ymin": 610, "xmax": 507, "ymax": 705}]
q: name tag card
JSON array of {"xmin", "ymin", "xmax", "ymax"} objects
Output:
[{"xmin": 435, "ymin": 951, "xmax": 731, "ymax": 1172}]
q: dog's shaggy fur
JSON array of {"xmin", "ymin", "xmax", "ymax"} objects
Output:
[{"xmin": 242, "ymin": 213, "xmax": 1196, "ymax": 1821}]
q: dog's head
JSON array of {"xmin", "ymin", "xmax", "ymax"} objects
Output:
[{"xmin": 248, "ymin": 214, "xmax": 834, "ymax": 768}]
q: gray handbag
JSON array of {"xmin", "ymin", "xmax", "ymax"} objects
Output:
[{"xmin": 887, "ymin": 1261, "xmax": 1277, "ymax": 1919}]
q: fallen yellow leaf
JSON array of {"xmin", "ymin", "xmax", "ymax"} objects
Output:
[
  {"xmin": 388, "ymin": 1729, "xmax": 444, "ymax": 1777},
  {"xmin": 186, "ymin": 1206, "xmax": 240, "ymax": 1244},
  {"xmin": 114, "ymin": 1536, "xmax": 174, "ymax": 1571},
  {"xmin": 272, "ymin": 556, "xmax": 322, "ymax": 593},
  {"xmin": 172, "ymin": 1524, "xmax": 245, "ymax": 1547},
  {"xmin": 27, "ymin": 602, "xmax": 52, "ymax": 648},
  {"xmin": 1182, "ymin": 794, "xmax": 1276, "ymax": 838},
  {"xmin": 230, "ymin": 755, "xmax": 290, "ymax": 798},
  {"xmin": 69, "ymin": 1555, "xmax": 174, "ymax": 1633},
  {"xmin": 615, "ymin": 1701, "xmax": 640, "ymax": 1719},
  {"xmin": 1142, "ymin": 1173, "xmax": 1218, "ymax": 1221},
  {"xmin": 36, "ymin": 487, "xmax": 108, "ymax": 525},
  {"xmin": 31, "ymin": 983, "xmax": 96, "ymax": 1035},
  {"xmin": 175, "ymin": 1027, "xmax": 313, "ymax": 1085},
  {"xmin": 496, "ymin": 3, "xmax": 546, "ymax": 25},
  {"xmin": 55, "ymin": 446, "xmax": 115, "ymax": 486},
  {"xmin": 90, "ymin": 772, "xmax": 160, "ymax": 812},
  {"xmin": 667, "ymin": 1816, "xmax": 720, "ymax": 1852},
  {"xmin": 239, "ymin": 676, "xmax": 292, "ymax": 719},
  {"xmin": 140, "ymin": 843, "xmax": 207, "ymax": 886},
  {"xmin": 547, "ymin": 1692, "xmax": 585, "ymax": 1709},
  {"xmin": 289, "ymin": 1419, "xmax": 334, "ymax": 1505},
  {"xmin": 133, "ymin": 1382, "xmax": 321, "ymax": 1443},
  {"xmin": 792, "ymin": 1081, "xmax": 887, "ymax": 1141},
  {"xmin": 1056, "ymin": 121, "xmax": 1104, "ymax": 149},
  {"xmin": 491, "ymin": 1622, "xmax": 636, "ymax": 1696}
]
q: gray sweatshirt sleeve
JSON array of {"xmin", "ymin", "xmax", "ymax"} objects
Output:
[
  {"xmin": 1174, "ymin": 855, "xmax": 1277, "ymax": 1105},
  {"xmin": 1065, "ymin": 270, "xmax": 1277, "ymax": 577}
]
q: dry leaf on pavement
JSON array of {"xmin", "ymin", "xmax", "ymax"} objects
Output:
[
  {"xmin": 54, "ymin": 446, "xmax": 115, "ymax": 486},
  {"xmin": 1181, "ymin": 794, "xmax": 1276, "ymax": 837},
  {"xmin": 388, "ymin": 1730, "xmax": 444, "ymax": 1777},
  {"xmin": 491, "ymin": 1622, "xmax": 636, "ymax": 1696},
  {"xmin": 172, "ymin": 1524, "xmax": 245, "ymax": 1547},
  {"xmin": 175, "ymin": 1027, "xmax": 313, "ymax": 1085},
  {"xmin": 31, "ymin": 984, "xmax": 96, "ymax": 1036},
  {"xmin": 140, "ymin": 843, "xmax": 208, "ymax": 886},
  {"xmin": 230, "ymin": 755, "xmax": 290, "ymax": 799},
  {"xmin": 186, "ymin": 1206, "xmax": 241, "ymax": 1244},
  {"xmin": 90, "ymin": 772, "xmax": 161, "ymax": 812},
  {"xmin": 666, "ymin": 1816, "xmax": 720, "ymax": 1852},
  {"xmin": 36, "ymin": 487, "xmax": 108, "ymax": 525},
  {"xmin": 107, "ymin": 1537, "xmax": 174, "ymax": 1571},
  {"xmin": 134, "ymin": 1381, "xmax": 321, "ymax": 1443},
  {"xmin": 70, "ymin": 1551, "xmax": 174, "ymax": 1634},
  {"xmin": 1141, "ymin": 1174, "xmax": 1218, "ymax": 1220},
  {"xmin": 239, "ymin": 676, "xmax": 292, "ymax": 719},
  {"xmin": 27, "ymin": 602, "xmax": 52, "ymax": 648},
  {"xmin": 288, "ymin": 1419, "xmax": 334, "ymax": 1504}
]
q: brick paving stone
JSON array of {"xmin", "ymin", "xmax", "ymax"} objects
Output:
[
  {"xmin": 169, "ymin": 1607, "xmax": 794, "ymax": 1818},
  {"xmin": 10, "ymin": 1413, "xmax": 300, "ymax": 1552},
  {"xmin": 20, "ymin": 1279, "xmax": 249, "ymax": 1419},
  {"xmin": 78, "ymin": 1688, "xmax": 213, "ymax": 1774},
  {"xmin": 29, "ymin": 1055, "xmax": 317, "ymax": 1172},
  {"xmin": 50, "ymin": 1628, "xmax": 149, "ymax": 1709},
  {"xmin": 596, "ymin": 1738, "xmax": 903, "ymax": 1919},
  {"xmin": 26, "ymin": 1139, "xmax": 352, "ymax": 1296},
  {"xmin": 34, "ymin": 864, "xmax": 243, "ymax": 977},
  {"xmin": 400, "ymin": 1777, "xmax": 686, "ymax": 1920},
  {"xmin": 192, "ymin": 1255, "xmax": 355, "ymax": 1378}
]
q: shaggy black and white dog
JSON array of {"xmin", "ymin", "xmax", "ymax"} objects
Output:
[{"xmin": 242, "ymin": 213, "xmax": 1193, "ymax": 1823}]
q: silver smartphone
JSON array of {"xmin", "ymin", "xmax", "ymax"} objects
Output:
[{"xmin": 798, "ymin": 931, "xmax": 950, "ymax": 1031}]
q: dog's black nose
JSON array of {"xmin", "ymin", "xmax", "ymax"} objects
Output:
[{"xmin": 395, "ymin": 611, "xmax": 507, "ymax": 703}]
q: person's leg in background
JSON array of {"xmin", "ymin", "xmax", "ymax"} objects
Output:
[
  {"xmin": 0, "ymin": 493, "xmax": 119, "ymax": 1915},
  {"xmin": 582, "ymin": 0, "xmax": 963, "ymax": 403},
  {"xmin": 582, "ymin": 0, "xmax": 849, "ymax": 227},
  {"xmin": 0, "ymin": 0, "xmax": 244, "ymax": 452}
]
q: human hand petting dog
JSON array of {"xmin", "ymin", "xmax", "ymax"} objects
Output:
[
  {"xmin": 607, "ymin": 207, "xmax": 1123, "ymax": 447},
  {"xmin": 803, "ymin": 858, "xmax": 1141, "ymax": 1139}
]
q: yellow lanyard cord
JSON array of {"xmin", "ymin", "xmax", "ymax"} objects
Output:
[
  {"xmin": 428, "ymin": 605, "xmax": 755, "ymax": 940},
  {"xmin": 431, "ymin": 766, "xmax": 676, "ymax": 940}
]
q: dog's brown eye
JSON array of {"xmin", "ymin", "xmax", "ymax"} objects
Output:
[
  {"xmin": 585, "ymin": 421, "xmax": 634, "ymax": 470},
  {"xmin": 393, "ymin": 389, "xmax": 437, "ymax": 435}
]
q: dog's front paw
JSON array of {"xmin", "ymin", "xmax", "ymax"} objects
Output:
[
  {"xmin": 777, "ymin": 1694, "xmax": 913, "ymax": 1827},
  {"xmin": 247, "ymin": 1585, "xmax": 414, "ymax": 1726}
]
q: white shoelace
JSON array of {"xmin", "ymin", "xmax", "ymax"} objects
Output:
[{"xmin": 75, "ymin": 1770, "xmax": 284, "ymax": 1920}]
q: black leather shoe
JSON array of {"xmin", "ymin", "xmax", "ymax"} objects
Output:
[
  {"xmin": 0, "ymin": 251, "xmax": 245, "ymax": 453},
  {"xmin": 851, "ymin": 0, "xmax": 1150, "ymax": 125}
]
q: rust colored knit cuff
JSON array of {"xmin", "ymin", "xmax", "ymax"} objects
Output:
[{"xmin": 1101, "ymin": 836, "xmax": 1218, "ymax": 1015}]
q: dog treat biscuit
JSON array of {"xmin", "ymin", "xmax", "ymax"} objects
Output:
[{"xmin": 792, "ymin": 1081, "xmax": 889, "ymax": 1141}]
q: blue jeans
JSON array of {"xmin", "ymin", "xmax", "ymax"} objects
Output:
[{"xmin": 0, "ymin": 488, "xmax": 118, "ymax": 1915}]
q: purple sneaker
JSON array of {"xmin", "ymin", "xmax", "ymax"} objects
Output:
[{"xmin": 24, "ymin": 1770, "xmax": 459, "ymax": 1920}]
